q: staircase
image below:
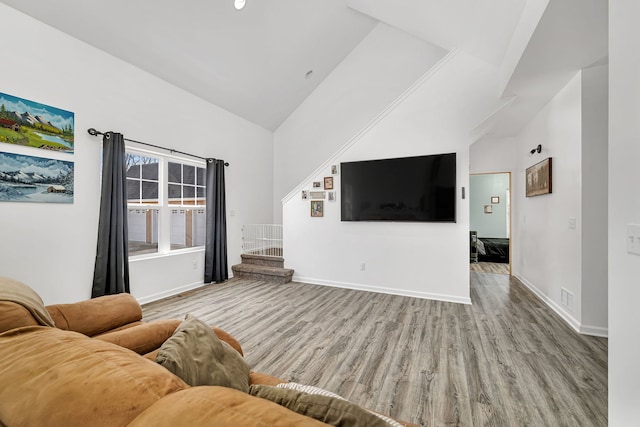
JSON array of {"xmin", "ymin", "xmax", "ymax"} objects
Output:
[
  {"xmin": 231, "ymin": 254, "xmax": 294, "ymax": 284},
  {"xmin": 231, "ymin": 224, "xmax": 294, "ymax": 284}
]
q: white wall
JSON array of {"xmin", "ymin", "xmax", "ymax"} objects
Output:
[
  {"xmin": 609, "ymin": 0, "xmax": 640, "ymax": 424},
  {"xmin": 580, "ymin": 64, "xmax": 608, "ymax": 332},
  {"xmin": 513, "ymin": 73, "xmax": 584, "ymax": 326},
  {"xmin": 511, "ymin": 68, "xmax": 608, "ymax": 337},
  {"xmin": 469, "ymin": 137, "xmax": 517, "ymax": 261},
  {"xmin": 273, "ymin": 23, "xmax": 447, "ymax": 222},
  {"xmin": 470, "ymin": 174, "xmax": 509, "ymax": 239},
  {"xmin": 0, "ymin": 4, "xmax": 273, "ymax": 305},
  {"xmin": 282, "ymin": 51, "xmax": 499, "ymax": 303},
  {"xmin": 469, "ymin": 137, "xmax": 517, "ymax": 175}
]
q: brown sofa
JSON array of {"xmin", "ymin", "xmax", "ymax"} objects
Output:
[{"xmin": 0, "ymin": 278, "xmax": 416, "ymax": 427}]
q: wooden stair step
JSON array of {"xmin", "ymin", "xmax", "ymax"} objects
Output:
[
  {"xmin": 240, "ymin": 254, "xmax": 284, "ymax": 268},
  {"xmin": 231, "ymin": 263, "xmax": 294, "ymax": 284}
]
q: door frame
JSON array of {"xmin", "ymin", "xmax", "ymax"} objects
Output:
[{"xmin": 469, "ymin": 171, "xmax": 512, "ymax": 276}]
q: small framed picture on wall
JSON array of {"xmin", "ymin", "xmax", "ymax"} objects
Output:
[
  {"xmin": 313, "ymin": 181, "xmax": 322, "ymax": 188},
  {"xmin": 324, "ymin": 176, "xmax": 333, "ymax": 190},
  {"xmin": 311, "ymin": 200, "xmax": 324, "ymax": 217},
  {"xmin": 526, "ymin": 157, "xmax": 553, "ymax": 197}
]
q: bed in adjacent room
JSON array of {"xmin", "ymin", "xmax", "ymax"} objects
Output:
[{"xmin": 477, "ymin": 238, "xmax": 509, "ymax": 263}]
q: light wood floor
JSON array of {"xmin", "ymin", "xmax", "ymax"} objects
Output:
[
  {"xmin": 142, "ymin": 273, "xmax": 607, "ymax": 426},
  {"xmin": 470, "ymin": 261, "xmax": 510, "ymax": 275}
]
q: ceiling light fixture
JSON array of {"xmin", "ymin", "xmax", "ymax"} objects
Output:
[
  {"xmin": 234, "ymin": 0, "xmax": 246, "ymax": 10},
  {"xmin": 305, "ymin": 70, "xmax": 314, "ymax": 80}
]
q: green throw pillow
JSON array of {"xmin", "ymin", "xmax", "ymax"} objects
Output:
[
  {"xmin": 249, "ymin": 384, "xmax": 390, "ymax": 427},
  {"xmin": 155, "ymin": 314, "xmax": 249, "ymax": 392}
]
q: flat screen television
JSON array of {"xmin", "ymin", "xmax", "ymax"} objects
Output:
[{"xmin": 341, "ymin": 153, "xmax": 456, "ymax": 222}]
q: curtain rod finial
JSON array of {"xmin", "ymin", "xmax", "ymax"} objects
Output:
[
  {"xmin": 87, "ymin": 128, "xmax": 101, "ymax": 136},
  {"xmin": 207, "ymin": 158, "xmax": 230, "ymax": 167}
]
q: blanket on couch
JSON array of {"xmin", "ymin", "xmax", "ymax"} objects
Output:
[{"xmin": 0, "ymin": 277, "xmax": 56, "ymax": 327}]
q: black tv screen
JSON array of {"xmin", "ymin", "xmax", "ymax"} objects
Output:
[{"xmin": 341, "ymin": 153, "xmax": 456, "ymax": 222}]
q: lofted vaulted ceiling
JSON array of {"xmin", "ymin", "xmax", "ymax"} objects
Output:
[
  {"xmin": 0, "ymin": 0, "xmax": 607, "ymax": 136},
  {"xmin": 0, "ymin": 0, "xmax": 377, "ymax": 131},
  {"xmin": 346, "ymin": 0, "xmax": 528, "ymax": 66}
]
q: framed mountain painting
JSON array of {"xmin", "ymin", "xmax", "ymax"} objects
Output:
[
  {"xmin": 0, "ymin": 92, "xmax": 74, "ymax": 154},
  {"xmin": 0, "ymin": 151, "xmax": 74, "ymax": 203}
]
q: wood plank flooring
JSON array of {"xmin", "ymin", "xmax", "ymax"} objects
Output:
[
  {"xmin": 142, "ymin": 273, "xmax": 607, "ymax": 427},
  {"xmin": 470, "ymin": 261, "xmax": 510, "ymax": 275}
]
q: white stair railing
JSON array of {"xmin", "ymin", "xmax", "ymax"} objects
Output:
[{"xmin": 241, "ymin": 224, "xmax": 283, "ymax": 257}]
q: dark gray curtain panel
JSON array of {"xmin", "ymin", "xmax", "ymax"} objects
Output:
[
  {"xmin": 204, "ymin": 159, "xmax": 228, "ymax": 284},
  {"xmin": 92, "ymin": 132, "xmax": 130, "ymax": 297}
]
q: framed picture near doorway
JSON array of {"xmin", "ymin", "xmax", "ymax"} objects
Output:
[{"xmin": 526, "ymin": 157, "xmax": 552, "ymax": 197}]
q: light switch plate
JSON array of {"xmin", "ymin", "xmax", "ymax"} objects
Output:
[{"xmin": 627, "ymin": 224, "xmax": 640, "ymax": 256}]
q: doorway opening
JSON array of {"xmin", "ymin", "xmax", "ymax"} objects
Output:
[{"xmin": 469, "ymin": 172, "xmax": 511, "ymax": 275}]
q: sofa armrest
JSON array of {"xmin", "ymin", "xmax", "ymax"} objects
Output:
[
  {"xmin": 95, "ymin": 318, "xmax": 244, "ymax": 359},
  {"xmin": 46, "ymin": 293, "xmax": 142, "ymax": 336},
  {"xmin": 94, "ymin": 319, "xmax": 182, "ymax": 354}
]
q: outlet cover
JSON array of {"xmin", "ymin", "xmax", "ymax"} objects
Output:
[{"xmin": 561, "ymin": 287, "xmax": 575, "ymax": 312}]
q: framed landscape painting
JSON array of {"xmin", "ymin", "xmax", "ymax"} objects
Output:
[
  {"xmin": 526, "ymin": 157, "xmax": 552, "ymax": 197},
  {"xmin": 0, "ymin": 92, "xmax": 74, "ymax": 153},
  {"xmin": 0, "ymin": 151, "xmax": 74, "ymax": 203}
]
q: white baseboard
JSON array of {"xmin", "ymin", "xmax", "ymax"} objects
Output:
[
  {"xmin": 136, "ymin": 280, "xmax": 205, "ymax": 305},
  {"xmin": 293, "ymin": 275, "xmax": 472, "ymax": 305},
  {"xmin": 514, "ymin": 274, "xmax": 608, "ymax": 338},
  {"xmin": 579, "ymin": 324, "xmax": 608, "ymax": 338}
]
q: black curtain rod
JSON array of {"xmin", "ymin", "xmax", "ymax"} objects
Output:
[{"xmin": 87, "ymin": 128, "xmax": 229, "ymax": 166}]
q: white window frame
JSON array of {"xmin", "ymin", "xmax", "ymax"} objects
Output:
[{"xmin": 126, "ymin": 146, "xmax": 206, "ymax": 260}]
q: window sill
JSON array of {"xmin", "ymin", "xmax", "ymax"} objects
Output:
[{"xmin": 129, "ymin": 247, "xmax": 205, "ymax": 263}]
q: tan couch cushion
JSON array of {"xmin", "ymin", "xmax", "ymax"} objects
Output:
[
  {"xmin": 0, "ymin": 326, "xmax": 187, "ymax": 427},
  {"xmin": 129, "ymin": 386, "xmax": 329, "ymax": 426},
  {"xmin": 155, "ymin": 314, "xmax": 250, "ymax": 392},
  {"xmin": 46, "ymin": 293, "xmax": 142, "ymax": 336}
]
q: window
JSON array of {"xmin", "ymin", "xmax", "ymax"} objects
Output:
[
  {"xmin": 125, "ymin": 149, "xmax": 206, "ymax": 257},
  {"xmin": 168, "ymin": 162, "xmax": 206, "ymax": 206},
  {"xmin": 126, "ymin": 153, "xmax": 160, "ymax": 256},
  {"xmin": 168, "ymin": 162, "xmax": 207, "ymax": 250},
  {"xmin": 126, "ymin": 153, "xmax": 159, "ymax": 204}
]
